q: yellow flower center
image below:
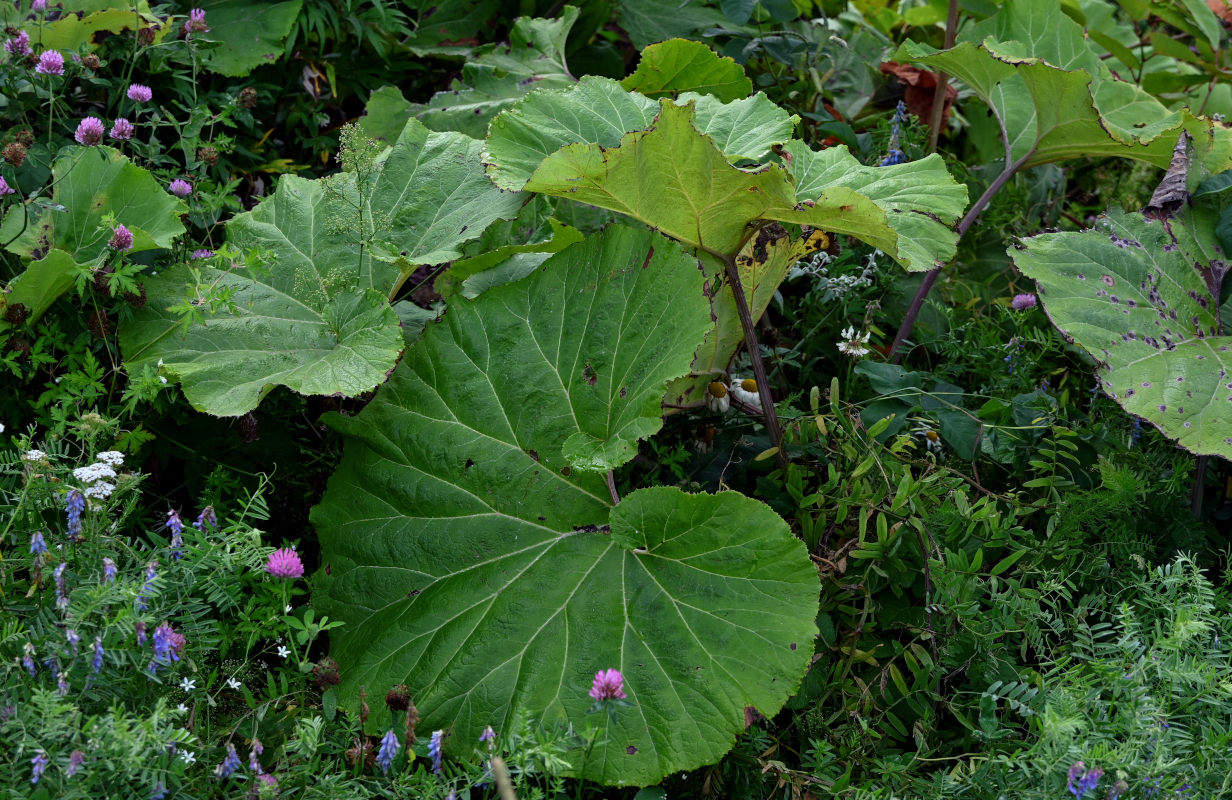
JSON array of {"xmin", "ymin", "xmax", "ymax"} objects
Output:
[
  {"xmin": 707, "ymin": 381, "xmax": 728, "ymax": 398},
  {"xmin": 740, "ymin": 378, "xmax": 758, "ymax": 393}
]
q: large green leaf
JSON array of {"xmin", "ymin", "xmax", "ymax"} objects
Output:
[
  {"xmin": 617, "ymin": 0, "xmax": 728, "ymax": 50},
  {"xmin": 389, "ymin": 8, "xmax": 580, "ymax": 139},
  {"xmin": 120, "ymin": 120, "xmax": 522, "ymax": 416},
  {"xmin": 403, "ymin": 0, "xmax": 501, "ymax": 56},
  {"xmin": 1013, "ymin": 207, "xmax": 1232, "ymax": 459},
  {"xmin": 191, "ymin": 0, "xmax": 304, "ymax": 77},
  {"xmin": 510, "ymin": 99, "xmax": 962, "ymax": 269},
  {"xmin": 0, "ymin": 250, "xmax": 77, "ymax": 329},
  {"xmin": 312, "ymin": 226, "xmax": 818, "ymax": 785},
  {"xmin": 620, "ymin": 39, "xmax": 751, "ymax": 102},
  {"xmin": 2, "ymin": 147, "xmax": 185, "ymax": 264},
  {"xmin": 895, "ymin": 0, "xmax": 1231, "ymax": 170}
]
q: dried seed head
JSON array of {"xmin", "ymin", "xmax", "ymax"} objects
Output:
[
  {"xmin": 198, "ymin": 145, "xmax": 218, "ymax": 166},
  {"xmin": 3, "ymin": 142, "xmax": 27, "ymax": 167}
]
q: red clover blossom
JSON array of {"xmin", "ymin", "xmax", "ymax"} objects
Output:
[
  {"xmin": 108, "ymin": 224, "xmax": 133, "ymax": 251},
  {"xmin": 5, "ymin": 30, "xmax": 30, "ymax": 56},
  {"xmin": 74, "ymin": 116, "xmax": 104, "ymax": 146},
  {"xmin": 192, "ymin": 249, "xmax": 215, "ymax": 259},
  {"xmin": 589, "ymin": 668, "xmax": 626, "ymax": 701},
  {"xmin": 377, "ymin": 730, "xmax": 399, "ymax": 773},
  {"xmin": 126, "ymin": 83, "xmax": 152, "ymax": 103},
  {"xmin": 266, "ymin": 547, "xmax": 304, "ymax": 579},
  {"xmin": 109, "ymin": 118, "xmax": 134, "ymax": 140},
  {"xmin": 1011, "ymin": 292, "xmax": 1038, "ymax": 310},
  {"xmin": 168, "ymin": 178, "xmax": 192, "ymax": 197},
  {"xmin": 187, "ymin": 8, "xmax": 209, "ymax": 33},
  {"xmin": 34, "ymin": 50, "xmax": 62, "ymax": 75}
]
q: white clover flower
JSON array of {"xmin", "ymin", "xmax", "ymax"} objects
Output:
[
  {"xmin": 704, "ymin": 381, "xmax": 730, "ymax": 414},
  {"xmin": 72, "ymin": 462, "xmax": 117, "ymax": 483},
  {"xmin": 83, "ymin": 482, "xmax": 115, "ymax": 499},
  {"xmin": 179, "ymin": 677, "xmax": 196, "ymax": 692},
  {"xmin": 95, "ymin": 451, "xmax": 124, "ymax": 466},
  {"xmin": 837, "ymin": 327, "xmax": 871, "ymax": 358},
  {"xmin": 276, "ymin": 645, "xmax": 291, "ymax": 659},
  {"xmin": 21, "ymin": 449, "xmax": 49, "ymax": 463},
  {"xmin": 730, "ymin": 377, "xmax": 761, "ymax": 408},
  {"xmin": 226, "ymin": 677, "xmax": 242, "ymax": 690},
  {"xmin": 180, "ymin": 750, "xmax": 195, "ymax": 765}
]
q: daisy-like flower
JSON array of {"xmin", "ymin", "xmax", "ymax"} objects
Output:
[
  {"xmin": 109, "ymin": 118, "xmax": 134, "ymax": 141},
  {"xmin": 74, "ymin": 117, "xmax": 105, "ymax": 146},
  {"xmin": 34, "ymin": 50, "xmax": 63, "ymax": 75},
  {"xmin": 168, "ymin": 178, "xmax": 192, "ymax": 197},
  {"xmin": 226, "ymin": 677, "xmax": 242, "ymax": 690},
  {"xmin": 126, "ymin": 83, "xmax": 152, "ymax": 103},
  {"xmin": 705, "ymin": 381, "xmax": 730, "ymax": 414},
  {"xmin": 589, "ymin": 668, "xmax": 626, "ymax": 702},
  {"xmin": 729, "ymin": 377, "xmax": 761, "ymax": 409},
  {"xmin": 179, "ymin": 677, "xmax": 196, "ymax": 691},
  {"xmin": 837, "ymin": 326, "xmax": 871, "ymax": 358}
]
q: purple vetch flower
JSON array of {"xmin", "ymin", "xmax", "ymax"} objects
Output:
[
  {"xmin": 150, "ymin": 781, "xmax": 167, "ymax": 800},
  {"xmin": 91, "ymin": 636, "xmax": 104, "ymax": 673},
  {"xmin": 1011, "ymin": 293, "xmax": 1038, "ymax": 310},
  {"xmin": 428, "ymin": 729, "xmax": 444, "ymax": 774},
  {"xmin": 56, "ymin": 670, "xmax": 69, "ymax": 695},
  {"xmin": 266, "ymin": 548, "xmax": 304, "ymax": 579},
  {"xmin": 480, "ymin": 725, "xmax": 496, "ymax": 744},
  {"xmin": 166, "ymin": 510, "xmax": 184, "ymax": 560},
  {"xmin": 35, "ymin": 50, "xmax": 64, "ymax": 75},
  {"xmin": 54, "ymin": 562, "xmax": 69, "ymax": 609},
  {"xmin": 102, "ymin": 556, "xmax": 117, "ymax": 583},
  {"xmin": 191, "ymin": 249, "xmax": 215, "ymax": 259},
  {"xmin": 5, "ymin": 30, "xmax": 31, "ymax": 56},
  {"xmin": 136, "ymin": 560, "xmax": 158, "ymax": 610},
  {"xmin": 66, "ymin": 628, "xmax": 80, "ymax": 656},
  {"xmin": 30, "ymin": 750, "xmax": 48, "ymax": 784},
  {"xmin": 74, "ymin": 117, "xmax": 105, "ymax": 146},
  {"xmin": 152, "ymin": 622, "xmax": 185, "ymax": 665},
  {"xmin": 194, "ymin": 505, "xmax": 217, "ymax": 530},
  {"xmin": 0, "ymin": 177, "xmax": 14, "ymax": 196},
  {"xmin": 135, "ymin": 620, "xmax": 147, "ymax": 646},
  {"xmin": 126, "ymin": 83, "xmax": 152, "ymax": 103},
  {"xmin": 248, "ymin": 739, "xmax": 264, "ymax": 772},
  {"xmin": 376, "ymin": 730, "xmax": 398, "ymax": 774},
  {"xmin": 589, "ymin": 668, "xmax": 626, "ymax": 701},
  {"xmin": 30, "ymin": 531, "xmax": 47, "ymax": 555},
  {"xmin": 110, "ymin": 118, "xmax": 134, "ymax": 140},
  {"xmin": 108, "ymin": 224, "xmax": 133, "ymax": 251},
  {"xmin": 22, "ymin": 642, "xmax": 36, "ymax": 676},
  {"xmin": 215, "ymin": 743, "xmax": 241, "ymax": 779},
  {"xmin": 879, "ymin": 101, "xmax": 909, "ymax": 166},
  {"xmin": 1067, "ymin": 762, "xmax": 1103, "ymax": 798},
  {"xmin": 168, "ymin": 178, "xmax": 192, "ymax": 197},
  {"xmin": 67, "ymin": 749, "xmax": 84, "ymax": 777},
  {"xmin": 187, "ymin": 8, "xmax": 209, "ymax": 33},
  {"xmin": 66, "ymin": 488, "xmax": 85, "ymax": 540}
]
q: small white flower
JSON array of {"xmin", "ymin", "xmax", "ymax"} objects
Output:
[
  {"xmin": 83, "ymin": 481, "xmax": 115, "ymax": 499},
  {"xmin": 276, "ymin": 645, "xmax": 291, "ymax": 659},
  {"xmin": 159, "ymin": 376, "xmax": 168, "ymax": 385},
  {"xmin": 704, "ymin": 381, "xmax": 730, "ymax": 414},
  {"xmin": 0, "ymin": 422, "xmax": 5, "ymax": 433},
  {"xmin": 837, "ymin": 326, "xmax": 871, "ymax": 358},
  {"xmin": 21, "ymin": 449, "xmax": 49, "ymax": 463},
  {"xmin": 284, "ymin": 605, "xmax": 292, "ymax": 614},
  {"xmin": 226, "ymin": 677, "xmax": 242, "ymax": 690},
  {"xmin": 729, "ymin": 377, "xmax": 761, "ymax": 408},
  {"xmin": 72, "ymin": 462, "xmax": 117, "ymax": 483},
  {"xmin": 95, "ymin": 450, "xmax": 124, "ymax": 466},
  {"xmin": 176, "ymin": 703, "xmax": 188, "ymax": 713},
  {"xmin": 180, "ymin": 750, "xmax": 195, "ymax": 765},
  {"xmin": 157, "ymin": 359, "xmax": 164, "ymax": 368},
  {"xmin": 179, "ymin": 677, "xmax": 196, "ymax": 692}
]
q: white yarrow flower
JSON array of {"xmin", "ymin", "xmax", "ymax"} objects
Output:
[
  {"xmin": 95, "ymin": 450, "xmax": 124, "ymax": 466},
  {"xmin": 837, "ymin": 327, "xmax": 871, "ymax": 358},
  {"xmin": 72, "ymin": 462, "xmax": 117, "ymax": 483},
  {"xmin": 83, "ymin": 481, "xmax": 115, "ymax": 499}
]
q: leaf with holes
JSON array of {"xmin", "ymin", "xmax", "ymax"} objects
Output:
[
  {"xmin": 120, "ymin": 120, "xmax": 522, "ymax": 416},
  {"xmin": 312, "ymin": 225, "xmax": 818, "ymax": 786},
  {"xmin": 1013, "ymin": 206, "xmax": 1232, "ymax": 458}
]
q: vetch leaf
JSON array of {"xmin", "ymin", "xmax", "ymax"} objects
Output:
[
  {"xmin": 313, "ymin": 225, "xmax": 818, "ymax": 785},
  {"xmin": 121, "ymin": 120, "xmax": 521, "ymax": 416},
  {"xmin": 1013, "ymin": 206, "xmax": 1232, "ymax": 458}
]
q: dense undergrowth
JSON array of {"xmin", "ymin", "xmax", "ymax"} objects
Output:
[{"xmin": 3, "ymin": 1, "xmax": 1232, "ymax": 798}]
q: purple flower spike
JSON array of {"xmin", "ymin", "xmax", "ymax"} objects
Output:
[
  {"xmin": 67, "ymin": 750, "xmax": 84, "ymax": 777},
  {"xmin": 187, "ymin": 8, "xmax": 209, "ymax": 33},
  {"xmin": 215, "ymin": 743, "xmax": 241, "ymax": 779},
  {"xmin": 30, "ymin": 751, "xmax": 48, "ymax": 785},
  {"xmin": 91, "ymin": 636, "xmax": 104, "ymax": 673},
  {"xmin": 110, "ymin": 118, "xmax": 134, "ymax": 141},
  {"xmin": 377, "ymin": 729, "xmax": 399, "ymax": 774},
  {"xmin": 193, "ymin": 505, "xmax": 217, "ymax": 530},
  {"xmin": 102, "ymin": 556, "xmax": 117, "ymax": 583},
  {"xmin": 66, "ymin": 628, "xmax": 80, "ymax": 655},
  {"xmin": 35, "ymin": 50, "xmax": 63, "ymax": 75},
  {"xmin": 428, "ymin": 730, "xmax": 444, "ymax": 774},
  {"xmin": 191, "ymin": 249, "xmax": 215, "ymax": 259},
  {"xmin": 1012, "ymin": 293, "xmax": 1038, "ymax": 310},
  {"xmin": 66, "ymin": 488, "xmax": 85, "ymax": 540},
  {"xmin": 109, "ymin": 224, "xmax": 134, "ymax": 251},
  {"xmin": 126, "ymin": 83, "xmax": 152, "ymax": 103},
  {"xmin": 266, "ymin": 547, "xmax": 304, "ymax": 579},
  {"xmin": 0, "ymin": 177, "xmax": 14, "ymax": 196},
  {"xmin": 168, "ymin": 178, "xmax": 192, "ymax": 197},
  {"xmin": 152, "ymin": 622, "xmax": 185, "ymax": 666},
  {"xmin": 589, "ymin": 668, "xmax": 626, "ymax": 701},
  {"xmin": 30, "ymin": 531, "xmax": 47, "ymax": 555},
  {"xmin": 75, "ymin": 116, "xmax": 105, "ymax": 146},
  {"xmin": 5, "ymin": 31, "xmax": 31, "ymax": 57},
  {"xmin": 166, "ymin": 509, "xmax": 184, "ymax": 560},
  {"xmin": 22, "ymin": 642, "xmax": 36, "ymax": 676},
  {"xmin": 54, "ymin": 562, "xmax": 69, "ymax": 609}
]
